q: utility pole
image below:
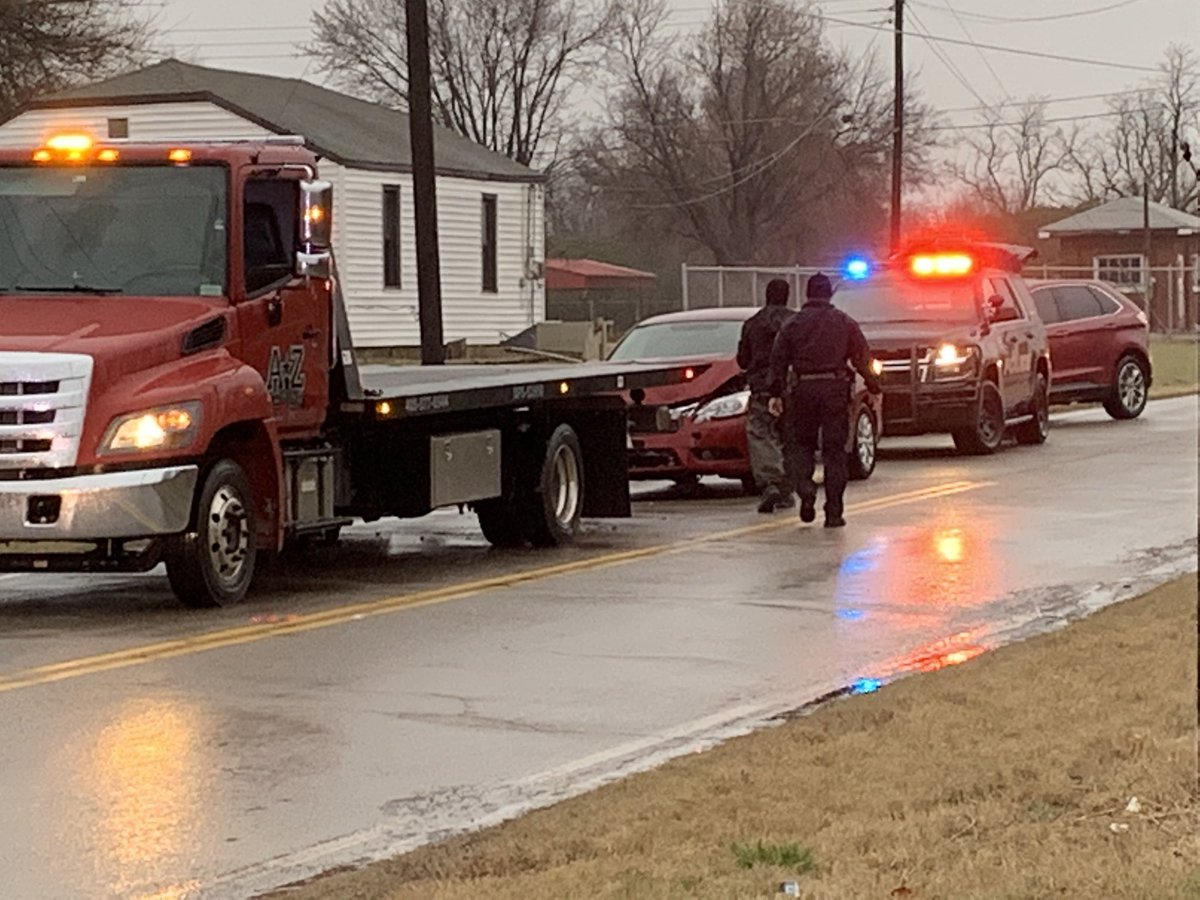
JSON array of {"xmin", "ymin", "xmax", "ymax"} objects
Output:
[
  {"xmin": 406, "ymin": 0, "xmax": 445, "ymax": 364},
  {"xmin": 890, "ymin": 0, "xmax": 904, "ymax": 254}
]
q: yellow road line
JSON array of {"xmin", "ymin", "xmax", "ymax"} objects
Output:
[{"xmin": 0, "ymin": 479, "xmax": 991, "ymax": 694}]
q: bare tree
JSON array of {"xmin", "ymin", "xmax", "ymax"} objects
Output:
[
  {"xmin": 308, "ymin": 0, "xmax": 612, "ymax": 168},
  {"xmin": 1066, "ymin": 44, "xmax": 1199, "ymax": 210},
  {"xmin": 584, "ymin": 0, "xmax": 937, "ymax": 264},
  {"xmin": 952, "ymin": 100, "xmax": 1075, "ymax": 216},
  {"xmin": 0, "ymin": 0, "xmax": 154, "ymax": 121}
]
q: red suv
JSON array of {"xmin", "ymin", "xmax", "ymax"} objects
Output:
[{"xmin": 1026, "ymin": 279, "xmax": 1153, "ymax": 419}]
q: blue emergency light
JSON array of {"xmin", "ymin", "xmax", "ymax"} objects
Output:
[{"xmin": 843, "ymin": 257, "xmax": 870, "ymax": 280}]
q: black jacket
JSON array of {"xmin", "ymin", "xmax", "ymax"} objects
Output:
[
  {"xmin": 737, "ymin": 304, "xmax": 794, "ymax": 393},
  {"xmin": 767, "ymin": 298, "xmax": 881, "ymax": 397}
]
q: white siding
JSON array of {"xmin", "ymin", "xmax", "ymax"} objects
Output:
[
  {"xmin": 334, "ymin": 167, "xmax": 544, "ymax": 347},
  {"xmin": 0, "ymin": 102, "xmax": 545, "ymax": 347},
  {"xmin": 0, "ymin": 102, "xmax": 271, "ymax": 146}
]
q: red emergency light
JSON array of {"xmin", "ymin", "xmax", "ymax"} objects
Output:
[{"xmin": 908, "ymin": 252, "xmax": 974, "ymax": 278}]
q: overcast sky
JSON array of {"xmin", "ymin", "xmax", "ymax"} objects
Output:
[{"xmin": 155, "ymin": 0, "xmax": 1198, "ymax": 133}]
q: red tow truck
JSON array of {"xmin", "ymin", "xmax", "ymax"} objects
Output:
[{"xmin": 0, "ymin": 134, "xmax": 697, "ymax": 606}]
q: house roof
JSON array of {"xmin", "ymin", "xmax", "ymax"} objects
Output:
[
  {"xmin": 545, "ymin": 258, "xmax": 657, "ymax": 290},
  {"xmin": 26, "ymin": 59, "xmax": 540, "ymax": 183},
  {"xmin": 1041, "ymin": 197, "xmax": 1200, "ymax": 235}
]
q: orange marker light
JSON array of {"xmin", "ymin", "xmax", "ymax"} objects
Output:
[
  {"xmin": 46, "ymin": 133, "xmax": 93, "ymax": 153},
  {"xmin": 168, "ymin": 148, "xmax": 193, "ymax": 163},
  {"xmin": 910, "ymin": 253, "xmax": 974, "ymax": 277},
  {"xmin": 32, "ymin": 149, "xmax": 52, "ymax": 163},
  {"xmin": 559, "ymin": 381, "xmax": 571, "ymax": 394},
  {"xmin": 97, "ymin": 148, "xmax": 120, "ymax": 162}
]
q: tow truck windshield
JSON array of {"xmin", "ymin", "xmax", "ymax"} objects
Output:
[
  {"xmin": 835, "ymin": 276, "xmax": 979, "ymax": 325},
  {"xmin": 608, "ymin": 320, "xmax": 744, "ymax": 361},
  {"xmin": 0, "ymin": 165, "xmax": 227, "ymax": 297}
]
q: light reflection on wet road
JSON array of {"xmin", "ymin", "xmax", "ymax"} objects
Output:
[{"xmin": 0, "ymin": 398, "xmax": 1195, "ymax": 899}]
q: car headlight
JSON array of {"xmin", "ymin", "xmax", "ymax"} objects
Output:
[
  {"xmin": 870, "ymin": 358, "xmax": 884, "ymax": 376},
  {"xmin": 101, "ymin": 402, "xmax": 202, "ymax": 454},
  {"xmin": 670, "ymin": 402, "xmax": 698, "ymax": 422},
  {"xmin": 693, "ymin": 390, "xmax": 751, "ymax": 423},
  {"xmin": 932, "ymin": 344, "xmax": 978, "ymax": 379}
]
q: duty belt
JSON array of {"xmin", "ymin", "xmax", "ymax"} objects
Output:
[{"xmin": 795, "ymin": 371, "xmax": 846, "ymax": 382}]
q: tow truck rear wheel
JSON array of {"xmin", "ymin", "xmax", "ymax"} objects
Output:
[
  {"xmin": 165, "ymin": 459, "xmax": 257, "ymax": 608},
  {"xmin": 525, "ymin": 424, "xmax": 584, "ymax": 547},
  {"xmin": 952, "ymin": 382, "xmax": 1005, "ymax": 456},
  {"xmin": 475, "ymin": 497, "xmax": 526, "ymax": 547}
]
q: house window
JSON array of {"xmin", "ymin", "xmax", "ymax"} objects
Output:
[
  {"xmin": 1093, "ymin": 255, "xmax": 1146, "ymax": 291},
  {"xmin": 382, "ymin": 185, "xmax": 401, "ymax": 288},
  {"xmin": 482, "ymin": 194, "xmax": 497, "ymax": 293},
  {"xmin": 107, "ymin": 118, "xmax": 129, "ymax": 139}
]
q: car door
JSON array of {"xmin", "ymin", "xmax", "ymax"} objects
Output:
[
  {"xmin": 985, "ymin": 276, "xmax": 1034, "ymax": 413},
  {"xmin": 235, "ymin": 172, "xmax": 330, "ymax": 439},
  {"xmin": 1047, "ymin": 285, "xmax": 1106, "ymax": 387}
]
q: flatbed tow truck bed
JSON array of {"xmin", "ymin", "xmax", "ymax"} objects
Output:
[{"xmin": 354, "ymin": 361, "xmax": 695, "ymax": 415}]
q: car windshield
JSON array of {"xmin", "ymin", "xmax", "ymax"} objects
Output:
[
  {"xmin": 608, "ymin": 319, "xmax": 744, "ymax": 361},
  {"xmin": 834, "ymin": 276, "xmax": 979, "ymax": 324},
  {"xmin": 0, "ymin": 165, "xmax": 227, "ymax": 296}
]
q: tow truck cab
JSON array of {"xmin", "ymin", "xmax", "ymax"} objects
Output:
[
  {"xmin": 0, "ymin": 134, "xmax": 693, "ymax": 606},
  {"xmin": 833, "ymin": 243, "xmax": 1051, "ymax": 455}
]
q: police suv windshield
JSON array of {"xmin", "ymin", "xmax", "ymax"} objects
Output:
[
  {"xmin": 834, "ymin": 275, "xmax": 979, "ymax": 325},
  {"xmin": 0, "ymin": 165, "xmax": 227, "ymax": 296},
  {"xmin": 608, "ymin": 319, "xmax": 744, "ymax": 361}
]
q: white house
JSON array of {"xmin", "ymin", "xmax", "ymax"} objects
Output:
[{"xmin": 0, "ymin": 60, "xmax": 546, "ymax": 348}]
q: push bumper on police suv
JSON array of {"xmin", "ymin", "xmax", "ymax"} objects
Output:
[{"xmin": 0, "ymin": 467, "xmax": 198, "ymax": 570}]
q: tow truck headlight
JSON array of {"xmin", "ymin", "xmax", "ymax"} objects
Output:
[
  {"xmin": 101, "ymin": 403, "xmax": 202, "ymax": 454},
  {"xmin": 693, "ymin": 390, "xmax": 751, "ymax": 423},
  {"xmin": 932, "ymin": 344, "xmax": 978, "ymax": 379}
]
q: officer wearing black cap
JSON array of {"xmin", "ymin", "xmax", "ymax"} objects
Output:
[{"xmin": 767, "ymin": 272, "xmax": 881, "ymax": 527}]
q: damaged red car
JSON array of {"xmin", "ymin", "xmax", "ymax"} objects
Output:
[{"xmin": 612, "ymin": 308, "xmax": 882, "ymax": 491}]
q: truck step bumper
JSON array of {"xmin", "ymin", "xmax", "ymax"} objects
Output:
[{"xmin": 0, "ymin": 466, "xmax": 198, "ymax": 541}]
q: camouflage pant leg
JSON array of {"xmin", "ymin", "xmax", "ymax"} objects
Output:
[{"xmin": 746, "ymin": 393, "xmax": 788, "ymax": 494}]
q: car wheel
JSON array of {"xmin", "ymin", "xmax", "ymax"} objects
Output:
[
  {"xmin": 848, "ymin": 406, "xmax": 878, "ymax": 480},
  {"xmin": 165, "ymin": 459, "xmax": 257, "ymax": 608},
  {"xmin": 952, "ymin": 382, "xmax": 1005, "ymax": 455},
  {"xmin": 1103, "ymin": 354, "xmax": 1149, "ymax": 420},
  {"xmin": 1015, "ymin": 373, "xmax": 1050, "ymax": 445}
]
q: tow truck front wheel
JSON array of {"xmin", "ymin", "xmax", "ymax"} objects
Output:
[
  {"xmin": 165, "ymin": 459, "xmax": 257, "ymax": 608},
  {"xmin": 952, "ymin": 382, "xmax": 1005, "ymax": 456}
]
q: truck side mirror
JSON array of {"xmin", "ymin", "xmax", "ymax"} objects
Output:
[{"xmin": 297, "ymin": 179, "xmax": 333, "ymax": 279}]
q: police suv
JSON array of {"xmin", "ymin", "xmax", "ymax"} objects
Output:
[{"xmin": 833, "ymin": 242, "xmax": 1051, "ymax": 455}]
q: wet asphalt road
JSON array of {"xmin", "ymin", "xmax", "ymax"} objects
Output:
[{"xmin": 0, "ymin": 397, "xmax": 1196, "ymax": 899}]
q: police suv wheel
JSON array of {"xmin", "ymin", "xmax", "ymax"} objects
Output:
[
  {"xmin": 952, "ymin": 382, "xmax": 1005, "ymax": 455},
  {"xmin": 848, "ymin": 406, "xmax": 878, "ymax": 480},
  {"xmin": 1104, "ymin": 355, "xmax": 1148, "ymax": 420},
  {"xmin": 165, "ymin": 459, "xmax": 257, "ymax": 608},
  {"xmin": 1015, "ymin": 373, "xmax": 1050, "ymax": 445}
]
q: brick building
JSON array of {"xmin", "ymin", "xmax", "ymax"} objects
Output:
[{"xmin": 1037, "ymin": 197, "xmax": 1200, "ymax": 332}]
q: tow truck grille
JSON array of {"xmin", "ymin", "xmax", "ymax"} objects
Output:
[{"xmin": 0, "ymin": 353, "xmax": 93, "ymax": 472}]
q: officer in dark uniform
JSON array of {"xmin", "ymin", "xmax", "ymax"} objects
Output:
[
  {"xmin": 767, "ymin": 273, "xmax": 881, "ymax": 527},
  {"xmin": 737, "ymin": 278, "xmax": 795, "ymax": 513}
]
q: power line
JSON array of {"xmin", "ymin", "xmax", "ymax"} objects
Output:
[
  {"xmin": 911, "ymin": 0, "xmax": 1145, "ymax": 25},
  {"xmin": 936, "ymin": 0, "xmax": 1007, "ymax": 99},
  {"xmin": 817, "ymin": 12, "xmax": 1159, "ymax": 71}
]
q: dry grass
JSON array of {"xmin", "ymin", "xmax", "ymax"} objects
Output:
[
  {"xmin": 1150, "ymin": 338, "xmax": 1198, "ymax": 396},
  {"xmin": 275, "ymin": 575, "xmax": 1198, "ymax": 900}
]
